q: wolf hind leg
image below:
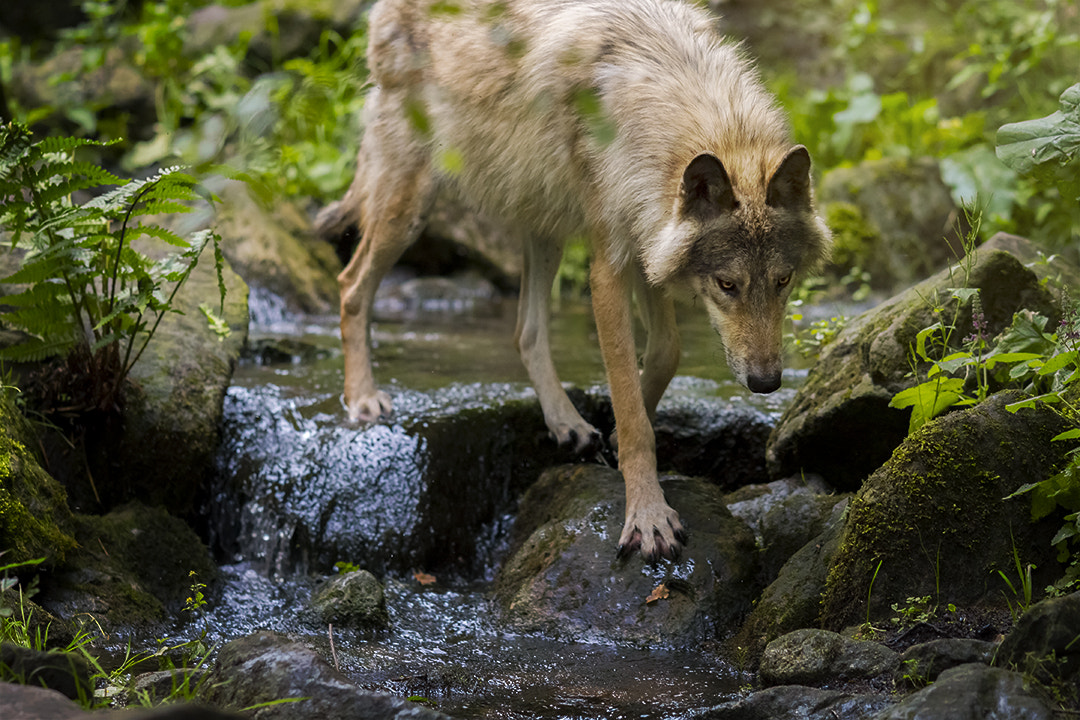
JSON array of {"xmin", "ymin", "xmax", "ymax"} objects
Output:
[
  {"xmin": 514, "ymin": 234, "xmax": 601, "ymax": 454},
  {"xmin": 337, "ymin": 103, "xmax": 435, "ymax": 422}
]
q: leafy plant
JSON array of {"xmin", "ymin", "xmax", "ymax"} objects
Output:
[
  {"xmin": 0, "ymin": 121, "xmax": 227, "ymax": 415},
  {"xmin": 890, "ymin": 595, "xmax": 936, "ymax": 629},
  {"xmin": 997, "ymin": 541, "xmax": 1037, "ymax": 621}
]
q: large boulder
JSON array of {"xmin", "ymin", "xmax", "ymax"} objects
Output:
[
  {"xmin": 211, "ymin": 383, "xmax": 771, "ymax": 579},
  {"xmin": 819, "ymin": 392, "xmax": 1070, "ymax": 630},
  {"xmin": 39, "ymin": 502, "xmax": 217, "ymax": 637},
  {"xmin": 767, "ymin": 235, "xmax": 1061, "ymax": 490},
  {"xmin": 818, "ymin": 157, "xmax": 963, "ymax": 293},
  {"xmin": 493, "ymin": 464, "xmax": 760, "ymax": 647},
  {"xmin": 104, "ymin": 237, "xmax": 249, "ymax": 513}
]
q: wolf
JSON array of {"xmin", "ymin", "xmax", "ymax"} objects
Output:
[{"xmin": 316, "ymin": 0, "xmax": 832, "ymax": 561}]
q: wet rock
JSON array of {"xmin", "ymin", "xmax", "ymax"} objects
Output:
[
  {"xmin": 213, "ymin": 183, "xmax": 342, "ymax": 324},
  {"xmin": 996, "ymin": 591, "xmax": 1080, "ymax": 685},
  {"xmin": 894, "ymin": 639, "xmax": 996, "ymax": 688},
  {"xmin": 309, "ymin": 570, "xmax": 390, "ymax": 632},
  {"xmin": 758, "ymin": 629, "xmax": 897, "ymax": 687},
  {"xmin": 767, "ymin": 236, "xmax": 1061, "ymax": 489},
  {"xmin": 819, "ymin": 392, "xmax": 1069, "ymax": 630},
  {"xmin": 0, "ymin": 643, "xmax": 92, "ymax": 700},
  {"xmin": 0, "ymin": 394, "xmax": 77, "ymax": 567},
  {"xmin": 493, "ymin": 464, "xmax": 759, "ymax": 647},
  {"xmin": 730, "ymin": 500, "xmax": 848, "ymax": 662},
  {"xmin": 199, "ymin": 630, "xmax": 450, "ymax": 720},
  {"xmin": 0, "ymin": 683, "xmax": 88, "ymax": 720},
  {"xmin": 211, "ymin": 379, "xmax": 766, "ymax": 580},
  {"xmin": 211, "ymin": 383, "xmax": 608, "ymax": 579},
  {"xmin": 40, "ymin": 502, "xmax": 217, "ymax": 637},
  {"xmin": 725, "ymin": 475, "xmax": 842, "ymax": 582},
  {"xmin": 653, "ymin": 401, "xmax": 775, "ymax": 490},
  {"xmin": 818, "ymin": 157, "xmax": 963, "ymax": 293},
  {"xmin": 694, "ymin": 684, "xmax": 891, "ymax": 720},
  {"xmin": 872, "ymin": 663, "xmax": 1055, "ymax": 720}
]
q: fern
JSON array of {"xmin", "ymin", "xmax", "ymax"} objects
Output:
[{"xmin": 0, "ymin": 121, "xmax": 227, "ymax": 413}]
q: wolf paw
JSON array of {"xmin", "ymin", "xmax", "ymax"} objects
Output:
[
  {"xmin": 550, "ymin": 422, "xmax": 603, "ymax": 456},
  {"xmin": 617, "ymin": 504, "xmax": 687, "ymax": 562},
  {"xmin": 344, "ymin": 390, "xmax": 393, "ymax": 423}
]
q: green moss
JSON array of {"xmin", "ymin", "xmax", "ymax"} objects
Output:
[
  {"xmin": 820, "ymin": 392, "xmax": 1071, "ymax": 629},
  {"xmin": 0, "ymin": 397, "xmax": 77, "ymax": 566},
  {"xmin": 826, "ymin": 201, "xmax": 881, "ymax": 272}
]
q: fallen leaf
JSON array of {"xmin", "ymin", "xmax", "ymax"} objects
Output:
[
  {"xmin": 646, "ymin": 583, "xmax": 669, "ymax": 604},
  {"xmin": 413, "ymin": 571, "xmax": 437, "ymax": 586}
]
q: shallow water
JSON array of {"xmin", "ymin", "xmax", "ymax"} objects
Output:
[{"xmin": 196, "ymin": 296, "xmax": 825, "ymax": 718}]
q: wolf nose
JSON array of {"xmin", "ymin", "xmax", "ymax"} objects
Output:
[{"xmin": 746, "ymin": 372, "xmax": 782, "ymax": 394}]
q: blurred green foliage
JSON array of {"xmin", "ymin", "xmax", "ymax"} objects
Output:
[{"xmin": 1, "ymin": 0, "xmax": 1077, "ymax": 277}]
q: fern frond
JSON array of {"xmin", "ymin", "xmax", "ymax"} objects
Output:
[
  {"xmin": 0, "ymin": 332, "xmax": 80, "ymax": 363},
  {"xmin": 130, "ymin": 223, "xmax": 191, "ymax": 248}
]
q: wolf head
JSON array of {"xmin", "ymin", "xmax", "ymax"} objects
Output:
[{"xmin": 643, "ymin": 146, "xmax": 832, "ymax": 393}]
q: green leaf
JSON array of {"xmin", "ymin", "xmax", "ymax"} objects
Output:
[
  {"xmin": 996, "ymin": 83, "xmax": 1080, "ymax": 175},
  {"xmin": 890, "ymin": 377, "xmax": 966, "ymax": 433}
]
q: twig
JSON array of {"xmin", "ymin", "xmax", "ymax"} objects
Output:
[{"xmin": 328, "ymin": 624, "xmax": 339, "ymax": 671}]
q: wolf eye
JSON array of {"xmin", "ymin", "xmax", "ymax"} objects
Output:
[
  {"xmin": 777, "ymin": 274, "xmax": 792, "ymax": 288},
  {"xmin": 717, "ymin": 278, "xmax": 737, "ymax": 294}
]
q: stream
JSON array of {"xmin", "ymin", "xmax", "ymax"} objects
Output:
[{"xmin": 187, "ymin": 291, "xmax": 827, "ymax": 719}]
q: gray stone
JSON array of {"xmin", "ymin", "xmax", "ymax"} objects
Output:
[
  {"xmin": 694, "ymin": 684, "xmax": 891, "ymax": 720},
  {"xmin": 872, "ymin": 663, "xmax": 1054, "ymax": 720},
  {"xmin": 494, "ymin": 465, "xmax": 759, "ymax": 647},
  {"xmin": 996, "ymin": 592, "xmax": 1080, "ymax": 683},
  {"xmin": 895, "ymin": 638, "xmax": 996, "ymax": 687},
  {"xmin": 199, "ymin": 631, "xmax": 450, "ymax": 720},
  {"xmin": 758, "ymin": 629, "xmax": 897, "ymax": 686},
  {"xmin": 309, "ymin": 570, "xmax": 390, "ymax": 632}
]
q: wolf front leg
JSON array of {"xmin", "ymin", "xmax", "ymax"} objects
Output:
[{"xmin": 590, "ymin": 243, "xmax": 686, "ymax": 561}]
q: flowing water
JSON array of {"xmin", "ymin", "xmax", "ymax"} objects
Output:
[{"xmin": 192, "ymin": 293, "xmax": 828, "ymax": 719}]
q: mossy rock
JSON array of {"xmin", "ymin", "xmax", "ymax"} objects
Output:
[
  {"xmin": 819, "ymin": 392, "xmax": 1071, "ymax": 630},
  {"xmin": 40, "ymin": 501, "xmax": 216, "ymax": 636},
  {"xmin": 213, "ymin": 182, "xmax": 342, "ymax": 320},
  {"xmin": 0, "ymin": 394, "xmax": 77, "ymax": 567},
  {"xmin": 817, "ymin": 157, "xmax": 963, "ymax": 293},
  {"xmin": 767, "ymin": 235, "xmax": 1061, "ymax": 490}
]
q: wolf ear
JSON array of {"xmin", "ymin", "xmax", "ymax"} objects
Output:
[
  {"xmin": 680, "ymin": 154, "xmax": 736, "ymax": 220},
  {"xmin": 766, "ymin": 145, "xmax": 812, "ymax": 209}
]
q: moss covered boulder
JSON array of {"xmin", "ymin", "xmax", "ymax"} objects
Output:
[
  {"xmin": 767, "ymin": 235, "xmax": 1060, "ymax": 490},
  {"xmin": 819, "ymin": 392, "xmax": 1071, "ymax": 630},
  {"xmin": 40, "ymin": 501, "xmax": 217, "ymax": 636},
  {"xmin": 493, "ymin": 464, "xmax": 759, "ymax": 647},
  {"xmin": 0, "ymin": 394, "xmax": 76, "ymax": 567},
  {"xmin": 818, "ymin": 157, "xmax": 963, "ymax": 293}
]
